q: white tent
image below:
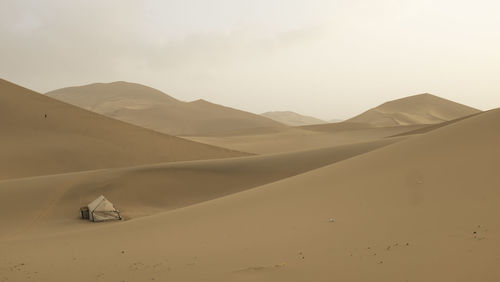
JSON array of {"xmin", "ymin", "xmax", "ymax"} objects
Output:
[{"xmin": 86, "ymin": 195, "xmax": 121, "ymax": 222}]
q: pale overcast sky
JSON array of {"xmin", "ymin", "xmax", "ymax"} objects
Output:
[{"xmin": 1, "ymin": 0, "xmax": 500, "ymax": 119}]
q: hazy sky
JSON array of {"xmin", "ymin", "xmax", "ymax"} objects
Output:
[{"xmin": 1, "ymin": 0, "xmax": 500, "ymax": 119}]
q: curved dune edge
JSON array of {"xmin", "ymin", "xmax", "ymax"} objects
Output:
[
  {"xmin": 0, "ymin": 136, "xmax": 403, "ymax": 239},
  {"xmin": 346, "ymin": 93, "xmax": 480, "ymax": 127},
  {"xmin": 261, "ymin": 111, "xmax": 327, "ymax": 126},
  {"xmin": 46, "ymin": 81, "xmax": 286, "ymax": 136},
  {"xmin": 187, "ymin": 124, "xmax": 427, "ymax": 154},
  {"xmin": 389, "ymin": 112, "xmax": 482, "ymax": 137},
  {"xmin": 0, "ymin": 78, "xmax": 249, "ymax": 180}
]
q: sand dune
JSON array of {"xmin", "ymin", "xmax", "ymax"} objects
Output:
[
  {"xmin": 1, "ymin": 108, "xmax": 498, "ymax": 281},
  {"xmin": 329, "ymin": 118, "xmax": 343, "ymax": 123},
  {"xmin": 189, "ymin": 124, "xmax": 426, "ymax": 154},
  {"xmin": 299, "ymin": 121, "xmax": 376, "ymax": 132},
  {"xmin": 261, "ymin": 111, "xmax": 326, "ymax": 126},
  {"xmin": 0, "ymin": 79, "xmax": 247, "ymax": 180},
  {"xmin": 390, "ymin": 112, "xmax": 481, "ymax": 137},
  {"xmin": 46, "ymin": 82, "xmax": 286, "ymax": 136},
  {"xmin": 0, "ymin": 137, "xmax": 402, "ymax": 239},
  {"xmin": 346, "ymin": 93, "xmax": 480, "ymax": 126},
  {"xmin": 2, "ymin": 78, "xmax": 496, "ymax": 282}
]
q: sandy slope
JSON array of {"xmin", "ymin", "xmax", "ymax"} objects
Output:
[
  {"xmin": 390, "ymin": 112, "xmax": 481, "ymax": 137},
  {"xmin": 261, "ymin": 111, "xmax": 326, "ymax": 126},
  {"xmin": 0, "ymin": 79, "xmax": 247, "ymax": 180},
  {"xmin": 329, "ymin": 118, "xmax": 343, "ymax": 123},
  {"xmin": 46, "ymin": 82, "xmax": 286, "ymax": 136},
  {"xmin": 0, "ymin": 137, "xmax": 401, "ymax": 239},
  {"xmin": 346, "ymin": 93, "xmax": 480, "ymax": 126},
  {"xmin": 188, "ymin": 124, "xmax": 426, "ymax": 154},
  {"xmin": 299, "ymin": 121, "xmax": 376, "ymax": 132},
  {"xmin": 1, "ymin": 108, "xmax": 498, "ymax": 281}
]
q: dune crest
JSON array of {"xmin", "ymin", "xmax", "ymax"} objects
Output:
[
  {"xmin": 0, "ymin": 79, "xmax": 248, "ymax": 180},
  {"xmin": 261, "ymin": 111, "xmax": 326, "ymax": 126},
  {"xmin": 0, "ymin": 137, "xmax": 402, "ymax": 239},
  {"xmin": 46, "ymin": 82, "xmax": 286, "ymax": 136},
  {"xmin": 346, "ymin": 93, "xmax": 480, "ymax": 126}
]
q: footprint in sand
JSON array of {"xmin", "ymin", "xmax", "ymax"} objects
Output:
[
  {"xmin": 235, "ymin": 263, "xmax": 286, "ymax": 273},
  {"xmin": 129, "ymin": 262, "xmax": 146, "ymax": 271},
  {"xmin": 298, "ymin": 251, "xmax": 305, "ymax": 260}
]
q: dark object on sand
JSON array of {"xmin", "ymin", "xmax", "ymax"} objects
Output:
[
  {"xmin": 80, "ymin": 206, "xmax": 90, "ymax": 219},
  {"xmin": 80, "ymin": 195, "xmax": 121, "ymax": 222}
]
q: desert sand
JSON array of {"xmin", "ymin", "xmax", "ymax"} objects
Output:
[
  {"xmin": 261, "ymin": 111, "xmax": 327, "ymax": 126},
  {"xmin": 346, "ymin": 93, "xmax": 480, "ymax": 127},
  {"xmin": 1, "ymin": 78, "xmax": 498, "ymax": 282},
  {"xmin": 0, "ymin": 136, "xmax": 403, "ymax": 239},
  {"xmin": 187, "ymin": 125, "xmax": 426, "ymax": 154},
  {"xmin": 46, "ymin": 82, "xmax": 286, "ymax": 136},
  {"xmin": 0, "ymin": 79, "xmax": 247, "ymax": 180},
  {"xmin": 188, "ymin": 94, "xmax": 479, "ymax": 154}
]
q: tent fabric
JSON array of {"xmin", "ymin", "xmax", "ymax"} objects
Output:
[{"xmin": 87, "ymin": 195, "xmax": 121, "ymax": 222}]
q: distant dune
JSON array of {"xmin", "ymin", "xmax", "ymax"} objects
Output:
[
  {"xmin": 328, "ymin": 118, "xmax": 343, "ymax": 123},
  {"xmin": 346, "ymin": 93, "xmax": 480, "ymax": 126},
  {"xmin": 390, "ymin": 112, "xmax": 481, "ymax": 137},
  {"xmin": 46, "ymin": 82, "xmax": 285, "ymax": 136},
  {"xmin": 299, "ymin": 121, "xmax": 376, "ymax": 133},
  {"xmin": 261, "ymin": 111, "xmax": 326, "ymax": 126},
  {"xmin": 189, "ymin": 124, "xmax": 426, "ymax": 154},
  {"xmin": 0, "ymin": 79, "xmax": 247, "ymax": 180}
]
